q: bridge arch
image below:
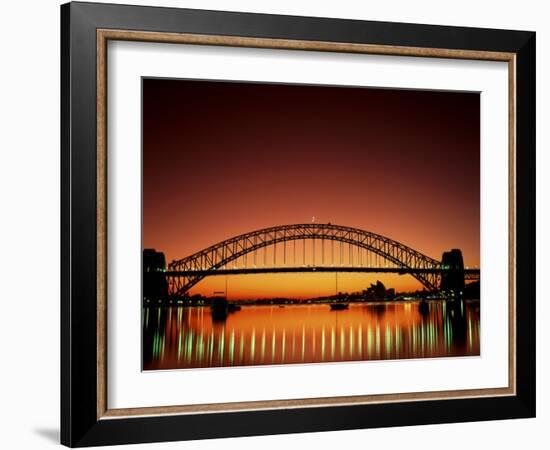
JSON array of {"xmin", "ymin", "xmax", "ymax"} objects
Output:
[{"xmin": 167, "ymin": 224, "xmax": 441, "ymax": 297}]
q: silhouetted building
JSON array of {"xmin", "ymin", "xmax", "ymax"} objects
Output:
[
  {"xmin": 363, "ymin": 280, "xmax": 394, "ymax": 299},
  {"xmin": 143, "ymin": 249, "xmax": 168, "ymax": 301},
  {"xmin": 440, "ymin": 249, "xmax": 465, "ymax": 293}
]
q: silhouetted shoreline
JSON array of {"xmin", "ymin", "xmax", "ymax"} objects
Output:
[{"xmin": 144, "ymin": 295, "xmax": 480, "ymax": 307}]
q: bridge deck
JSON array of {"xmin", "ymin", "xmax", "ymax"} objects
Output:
[{"xmin": 165, "ymin": 267, "xmax": 480, "ymax": 277}]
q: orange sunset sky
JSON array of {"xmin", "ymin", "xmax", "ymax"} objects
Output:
[{"xmin": 142, "ymin": 79, "xmax": 480, "ymax": 298}]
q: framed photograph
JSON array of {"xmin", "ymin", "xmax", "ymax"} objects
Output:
[{"xmin": 61, "ymin": 2, "xmax": 536, "ymax": 447}]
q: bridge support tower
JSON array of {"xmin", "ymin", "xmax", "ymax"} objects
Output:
[
  {"xmin": 143, "ymin": 249, "xmax": 168, "ymax": 303},
  {"xmin": 440, "ymin": 249, "xmax": 465, "ymax": 294}
]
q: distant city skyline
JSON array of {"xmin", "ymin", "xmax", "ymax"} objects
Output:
[{"xmin": 143, "ymin": 78, "xmax": 480, "ymax": 298}]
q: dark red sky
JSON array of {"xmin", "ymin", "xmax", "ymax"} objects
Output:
[{"xmin": 143, "ymin": 78, "xmax": 479, "ymax": 297}]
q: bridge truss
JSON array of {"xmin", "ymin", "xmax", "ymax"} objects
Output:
[{"xmin": 167, "ymin": 224, "xmax": 449, "ymax": 297}]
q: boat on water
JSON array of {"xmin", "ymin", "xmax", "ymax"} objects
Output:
[
  {"xmin": 329, "ymin": 303, "xmax": 349, "ymax": 311},
  {"xmin": 211, "ymin": 298, "xmax": 228, "ymax": 320},
  {"xmin": 211, "ymin": 298, "xmax": 242, "ymax": 318}
]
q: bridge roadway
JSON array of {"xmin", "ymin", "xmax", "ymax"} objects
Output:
[{"xmin": 165, "ymin": 266, "xmax": 480, "ymax": 279}]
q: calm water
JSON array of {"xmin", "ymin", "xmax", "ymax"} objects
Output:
[{"xmin": 142, "ymin": 300, "xmax": 480, "ymax": 370}]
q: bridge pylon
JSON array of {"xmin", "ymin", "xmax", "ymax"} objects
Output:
[{"xmin": 440, "ymin": 249, "xmax": 465, "ymax": 293}]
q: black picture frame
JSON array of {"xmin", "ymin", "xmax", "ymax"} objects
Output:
[{"xmin": 61, "ymin": 1, "xmax": 536, "ymax": 447}]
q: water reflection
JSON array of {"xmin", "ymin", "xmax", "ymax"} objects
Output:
[{"xmin": 142, "ymin": 300, "xmax": 480, "ymax": 370}]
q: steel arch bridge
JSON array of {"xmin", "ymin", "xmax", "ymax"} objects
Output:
[{"xmin": 167, "ymin": 223, "xmax": 456, "ymax": 297}]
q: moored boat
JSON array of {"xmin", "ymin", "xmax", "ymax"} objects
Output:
[
  {"xmin": 330, "ymin": 303, "xmax": 349, "ymax": 311},
  {"xmin": 227, "ymin": 303, "xmax": 241, "ymax": 312}
]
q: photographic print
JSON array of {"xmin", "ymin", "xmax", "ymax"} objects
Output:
[{"xmin": 142, "ymin": 78, "xmax": 481, "ymax": 371}]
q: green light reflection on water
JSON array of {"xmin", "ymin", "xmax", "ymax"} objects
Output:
[
  {"xmin": 239, "ymin": 331, "xmax": 245, "ymax": 364},
  {"xmin": 186, "ymin": 329, "xmax": 194, "ymax": 364},
  {"xmin": 177, "ymin": 329, "xmax": 182, "ymax": 360},
  {"xmin": 197, "ymin": 330, "xmax": 204, "ymax": 362},
  {"xmin": 229, "ymin": 329, "xmax": 235, "ymax": 366},
  {"xmin": 144, "ymin": 301, "xmax": 480, "ymax": 369},
  {"xmin": 250, "ymin": 328, "xmax": 255, "ymax": 363},
  {"xmin": 261, "ymin": 328, "xmax": 266, "ymax": 363},
  {"xmin": 208, "ymin": 329, "xmax": 214, "ymax": 365}
]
